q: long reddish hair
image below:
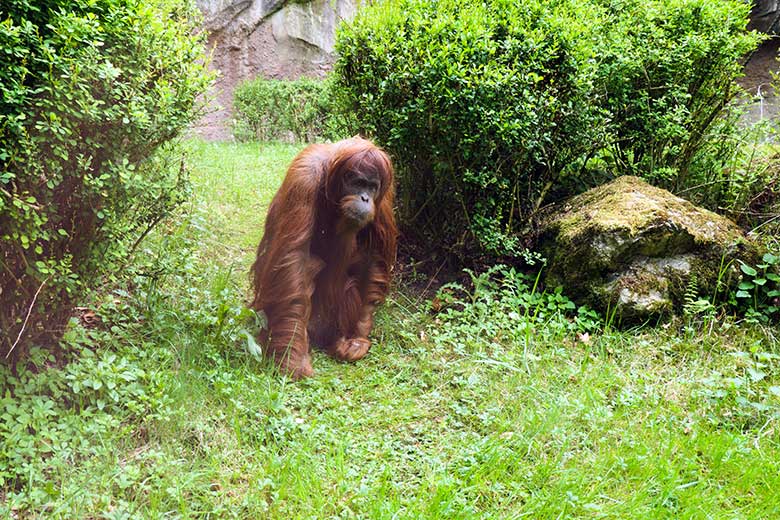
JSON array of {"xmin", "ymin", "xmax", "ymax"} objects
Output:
[{"xmin": 250, "ymin": 137, "xmax": 397, "ymax": 376}]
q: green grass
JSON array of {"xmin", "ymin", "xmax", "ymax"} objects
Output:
[{"xmin": 2, "ymin": 140, "xmax": 779, "ymax": 518}]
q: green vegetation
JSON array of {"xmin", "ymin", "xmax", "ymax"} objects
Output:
[
  {"xmin": 233, "ymin": 78, "xmax": 351, "ymax": 143},
  {"xmin": 0, "ymin": 0, "xmax": 211, "ymax": 359},
  {"xmin": 2, "ymin": 0, "xmax": 779, "ymax": 516},
  {"xmin": 735, "ymin": 253, "xmax": 780, "ymax": 322},
  {"xmin": 2, "ymin": 141, "xmax": 778, "ymax": 518},
  {"xmin": 334, "ymin": 0, "xmax": 765, "ymax": 257}
]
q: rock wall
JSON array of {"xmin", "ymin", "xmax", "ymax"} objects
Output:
[
  {"xmin": 749, "ymin": 0, "xmax": 780, "ymax": 34},
  {"xmin": 194, "ymin": 0, "xmax": 359, "ymax": 140}
]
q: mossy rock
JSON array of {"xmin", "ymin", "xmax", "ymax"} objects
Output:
[{"xmin": 537, "ymin": 176, "xmax": 762, "ymax": 320}]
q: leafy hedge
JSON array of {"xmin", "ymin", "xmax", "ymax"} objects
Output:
[
  {"xmin": 334, "ymin": 0, "xmax": 761, "ymax": 257},
  {"xmin": 0, "ymin": 0, "xmax": 211, "ymax": 361},
  {"xmin": 233, "ymin": 78, "xmax": 350, "ymax": 142},
  {"xmin": 594, "ymin": 0, "xmax": 761, "ymax": 192}
]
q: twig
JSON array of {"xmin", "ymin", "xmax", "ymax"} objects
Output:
[
  {"xmin": 750, "ymin": 213, "xmax": 780, "ymax": 234},
  {"xmin": 6, "ymin": 276, "xmax": 50, "ymax": 359},
  {"xmin": 413, "ymin": 259, "xmax": 447, "ymax": 308}
]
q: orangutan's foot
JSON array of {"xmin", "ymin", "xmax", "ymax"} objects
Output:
[
  {"xmin": 328, "ymin": 337, "xmax": 371, "ymax": 361},
  {"xmin": 277, "ymin": 352, "xmax": 314, "ymax": 380}
]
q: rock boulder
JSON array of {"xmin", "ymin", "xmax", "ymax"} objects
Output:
[{"xmin": 537, "ymin": 176, "xmax": 761, "ymax": 319}]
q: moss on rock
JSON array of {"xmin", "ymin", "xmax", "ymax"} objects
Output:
[{"xmin": 538, "ymin": 176, "xmax": 761, "ymax": 319}]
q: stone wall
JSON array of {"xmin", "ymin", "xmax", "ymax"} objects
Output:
[{"xmin": 194, "ymin": 0, "xmax": 359, "ymax": 139}]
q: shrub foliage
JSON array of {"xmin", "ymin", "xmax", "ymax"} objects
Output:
[
  {"xmin": 334, "ymin": 0, "xmax": 760, "ymax": 257},
  {"xmin": 0, "ymin": 0, "xmax": 211, "ymax": 360},
  {"xmin": 233, "ymin": 78, "xmax": 350, "ymax": 142},
  {"xmin": 594, "ymin": 0, "xmax": 760, "ymax": 191}
]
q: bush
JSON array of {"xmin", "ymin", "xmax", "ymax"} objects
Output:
[
  {"xmin": 233, "ymin": 78, "xmax": 351, "ymax": 142},
  {"xmin": 335, "ymin": 0, "xmax": 608, "ymax": 257},
  {"xmin": 593, "ymin": 0, "xmax": 761, "ymax": 196},
  {"xmin": 0, "ymin": 0, "xmax": 211, "ymax": 361},
  {"xmin": 334, "ymin": 0, "xmax": 761, "ymax": 258}
]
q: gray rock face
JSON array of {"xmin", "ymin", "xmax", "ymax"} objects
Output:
[
  {"xmin": 748, "ymin": 0, "xmax": 780, "ymax": 34},
  {"xmin": 537, "ymin": 176, "xmax": 762, "ymax": 320},
  {"xmin": 193, "ymin": 0, "xmax": 358, "ymax": 139}
]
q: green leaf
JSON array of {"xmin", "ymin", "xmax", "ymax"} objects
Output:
[
  {"xmin": 763, "ymin": 253, "xmax": 778, "ymax": 265},
  {"xmin": 735, "ymin": 290, "xmax": 750, "ymax": 298},
  {"xmin": 740, "ymin": 263, "xmax": 758, "ymax": 277},
  {"xmin": 738, "ymin": 281, "xmax": 754, "ymax": 290},
  {"xmin": 754, "ymin": 278, "xmax": 767, "ymax": 286},
  {"xmin": 747, "ymin": 367, "xmax": 766, "ymax": 382},
  {"xmin": 243, "ymin": 330, "xmax": 263, "ymax": 361}
]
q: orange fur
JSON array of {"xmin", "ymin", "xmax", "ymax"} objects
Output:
[{"xmin": 250, "ymin": 137, "xmax": 397, "ymax": 379}]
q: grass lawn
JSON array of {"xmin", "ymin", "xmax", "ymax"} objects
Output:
[{"xmin": 2, "ymin": 139, "xmax": 779, "ymax": 518}]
